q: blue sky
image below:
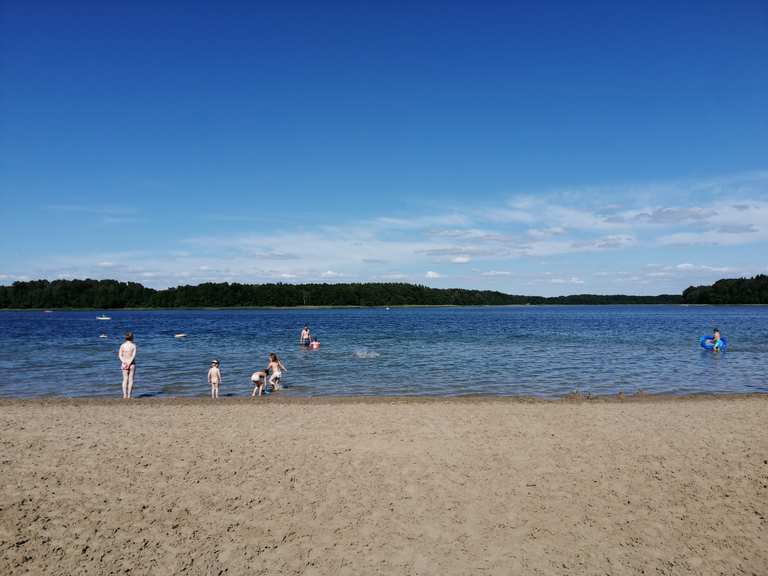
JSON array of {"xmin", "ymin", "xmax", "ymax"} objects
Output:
[{"xmin": 1, "ymin": 0, "xmax": 766, "ymax": 295}]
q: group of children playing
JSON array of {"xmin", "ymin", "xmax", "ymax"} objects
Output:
[
  {"xmin": 207, "ymin": 353, "xmax": 287, "ymax": 399},
  {"xmin": 207, "ymin": 324, "xmax": 319, "ymax": 399}
]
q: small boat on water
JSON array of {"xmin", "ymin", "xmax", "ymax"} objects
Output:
[
  {"xmin": 43, "ymin": 310, "xmax": 53, "ymax": 314},
  {"xmin": 174, "ymin": 333, "xmax": 187, "ymax": 339},
  {"xmin": 96, "ymin": 314, "xmax": 111, "ymax": 321}
]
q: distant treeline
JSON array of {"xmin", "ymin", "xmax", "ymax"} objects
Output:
[
  {"xmin": 0, "ymin": 279, "xmax": 687, "ymax": 308},
  {"xmin": 682, "ymin": 275, "xmax": 768, "ymax": 304},
  {"xmin": 3, "ymin": 275, "xmax": 765, "ymax": 308}
]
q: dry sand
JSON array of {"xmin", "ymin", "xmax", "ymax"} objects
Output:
[{"xmin": 1, "ymin": 396, "xmax": 767, "ymax": 575}]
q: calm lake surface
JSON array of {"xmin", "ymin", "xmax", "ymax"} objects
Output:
[{"xmin": 0, "ymin": 306, "xmax": 766, "ymax": 398}]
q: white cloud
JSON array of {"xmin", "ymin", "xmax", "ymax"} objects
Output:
[
  {"xmin": 483, "ymin": 208, "xmax": 535, "ymax": 223},
  {"xmin": 17, "ymin": 171, "xmax": 768, "ymax": 293},
  {"xmin": 675, "ymin": 263, "xmax": 734, "ymax": 273},
  {"xmin": 527, "ymin": 226, "xmax": 567, "ymax": 238},
  {"xmin": 550, "ymin": 276, "xmax": 585, "ymax": 285},
  {"xmin": 375, "ymin": 213, "xmax": 468, "ymax": 229},
  {"xmin": 425, "ymin": 271, "xmax": 442, "ymax": 279}
]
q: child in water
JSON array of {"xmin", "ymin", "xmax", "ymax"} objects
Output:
[
  {"xmin": 208, "ymin": 359, "xmax": 221, "ymax": 399},
  {"xmin": 267, "ymin": 353, "xmax": 287, "ymax": 390},
  {"xmin": 712, "ymin": 328, "xmax": 723, "ymax": 351},
  {"xmin": 251, "ymin": 353, "xmax": 288, "ymax": 396}
]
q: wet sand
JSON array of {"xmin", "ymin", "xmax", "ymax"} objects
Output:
[{"xmin": 1, "ymin": 396, "xmax": 767, "ymax": 575}]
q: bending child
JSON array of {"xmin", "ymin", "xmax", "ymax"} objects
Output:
[{"xmin": 251, "ymin": 370, "xmax": 267, "ymax": 397}]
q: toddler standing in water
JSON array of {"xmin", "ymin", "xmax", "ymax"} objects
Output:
[{"xmin": 208, "ymin": 359, "xmax": 221, "ymax": 399}]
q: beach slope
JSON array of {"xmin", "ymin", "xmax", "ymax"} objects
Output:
[{"xmin": 1, "ymin": 396, "xmax": 767, "ymax": 575}]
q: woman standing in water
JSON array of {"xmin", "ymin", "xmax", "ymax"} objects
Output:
[{"xmin": 119, "ymin": 332, "xmax": 137, "ymax": 399}]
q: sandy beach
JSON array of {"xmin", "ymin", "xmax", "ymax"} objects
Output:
[{"xmin": 1, "ymin": 396, "xmax": 766, "ymax": 575}]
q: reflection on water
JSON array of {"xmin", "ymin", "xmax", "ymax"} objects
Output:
[{"xmin": 0, "ymin": 306, "xmax": 766, "ymax": 398}]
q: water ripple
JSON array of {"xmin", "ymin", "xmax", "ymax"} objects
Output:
[{"xmin": 0, "ymin": 306, "xmax": 766, "ymax": 398}]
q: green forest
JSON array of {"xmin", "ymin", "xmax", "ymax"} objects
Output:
[
  {"xmin": 1, "ymin": 275, "xmax": 765, "ymax": 309},
  {"xmin": 0, "ymin": 278, "xmax": 695, "ymax": 308},
  {"xmin": 681, "ymin": 274, "xmax": 768, "ymax": 304}
]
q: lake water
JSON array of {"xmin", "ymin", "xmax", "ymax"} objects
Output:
[{"xmin": 0, "ymin": 306, "xmax": 766, "ymax": 398}]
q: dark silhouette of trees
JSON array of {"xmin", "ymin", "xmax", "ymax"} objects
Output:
[
  {"xmin": 0, "ymin": 278, "xmax": 690, "ymax": 309},
  {"xmin": 682, "ymin": 275, "xmax": 768, "ymax": 304}
]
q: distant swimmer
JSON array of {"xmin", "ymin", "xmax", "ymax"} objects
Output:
[
  {"xmin": 208, "ymin": 360, "xmax": 221, "ymax": 399},
  {"xmin": 299, "ymin": 325, "xmax": 311, "ymax": 347},
  {"xmin": 118, "ymin": 332, "xmax": 137, "ymax": 399},
  {"xmin": 309, "ymin": 336, "xmax": 320, "ymax": 350}
]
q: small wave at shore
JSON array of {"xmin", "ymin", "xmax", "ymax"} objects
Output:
[{"xmin": 354, "ymin": 349, "xmax": 380, "ymax": 359}]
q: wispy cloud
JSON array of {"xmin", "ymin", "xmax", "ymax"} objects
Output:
[
  {"xmin": 18, "ymin": 171, "xmax": 768, "ymax": 293},
  {"xmin": 44, "ymin": 204, "xmax": 146, "ymax": 225},
  {"xmin": 44, "ymin": 204, "xmax": 137, "ymax": 215},
  {"xmin": 550, "ymin": 276, "xmax": 585, "ymax": 285}
]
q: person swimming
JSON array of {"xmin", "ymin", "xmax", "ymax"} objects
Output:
[
  {"xmin": 703, "ymin": 328, "xmax": 724, "ymax": 351},
  {"xmin": 711, "ymin": 328, "xmax": 723, "ymax": 351},
  {"xmin": 309, "ymin": 336, "xmax": 320, "ymax": 350}
]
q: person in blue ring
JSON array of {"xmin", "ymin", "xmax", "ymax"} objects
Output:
[
  {"xmin": 710, "ymin": 328, "xmax": 723, "ymax": 351},
  {"xmin": 299, "ymin": 324, "xmax": 311, "ymax": 347},
  {"xmin": 704, "ymin": 327, "xmax": 724, "ymax": 351}
]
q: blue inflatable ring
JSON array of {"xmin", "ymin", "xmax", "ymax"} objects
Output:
[{"xmin": 700, "ymin": 335, "xmax": 727, "ymax": 350}]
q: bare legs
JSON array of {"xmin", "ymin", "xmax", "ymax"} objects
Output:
[
  {"xmin": 251, "ymin": 372, "xmax": 266, "ymax": 397},
  {"xmin": 211, "ymin": 383, "xmax": 219, "ymax": 399},
  {"xmin": 121, "ymin": 364, "xmax": 135, "ymax": 399}
]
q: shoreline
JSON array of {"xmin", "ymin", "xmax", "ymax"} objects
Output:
[
  {"xmin": 1, "ymin": 391, "xmax": 767, "ymax": 406},
  {"xmin": 8, "ymin": 303, "xmax": 765, "ymax": 311}
]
